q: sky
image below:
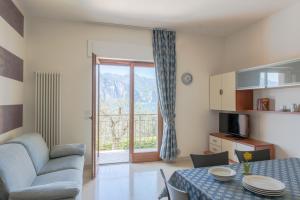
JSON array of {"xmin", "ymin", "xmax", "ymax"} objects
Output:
[{"xmin": 99, "ymin": 64, "xmax": 156, "ymax": 79}]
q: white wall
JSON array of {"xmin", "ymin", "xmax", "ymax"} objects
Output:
[
  {"xmin": 176, "ymin": 33, "xmax": 222, "ymax": 157},
  {"xmin": 24, "ymin": 18, "xmax": 223, "ymax": 164},
  {"xmin": 223, "ymin": 2, "xmax": 300, "ymax": 158}
]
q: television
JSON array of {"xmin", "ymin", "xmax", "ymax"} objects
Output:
[{"xmin": 219, "ymin": 113, "xmax": 249, "ymax": 138}]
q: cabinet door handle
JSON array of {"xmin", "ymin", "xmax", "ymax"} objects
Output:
[{"xmin": 220, "ymin": 89, "xmax": 223, "ymax": 95}]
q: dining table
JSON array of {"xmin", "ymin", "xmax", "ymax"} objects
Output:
[{"xmin": 159, "ymin": 158, "xmax": 300, "ymax": 200}]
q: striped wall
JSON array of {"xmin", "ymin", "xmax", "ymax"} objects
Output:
[{"xmin": 0, "ymin": 0, "xmax": 24, "ymax": 142}]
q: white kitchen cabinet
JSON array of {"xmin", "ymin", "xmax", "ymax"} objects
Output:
[
  {"xmin": 209, "ymin": 135, "xmax": 222, "ymax": 154},
  {"xmin": 236, "ymin": 58, "xmax": 300, "ymax": 90},
  {"xmin": 209, "ymin": 135, "xmax": 222, "ymax": 146},
  {"xmin": 221, "ymin": 139, "xmax": 237, "ymax": 162},
  {"xmin": 209, "ymin": 74, "xmax": 222, "ymax": 110},
  {"xmin": 222, "ymin": 72, "xmax": 236, "ymax": 111},
  {"xmin": 209, "ymin": 144, "xmax": 222, "ymax": 153},
  {"xmin": 221, "ymin": 140, "xmax": 255, "ymax": 162},
  {"xmin": 209, "ymin": 72, "xmax": 236, "ymax": 111},
  {"xmin": 236, "ymin": 143, "xmax": 255, "ymax": 151},
  {"xmin": 207, "ymin": 133, "xmax": 274, "ymax": 163}
]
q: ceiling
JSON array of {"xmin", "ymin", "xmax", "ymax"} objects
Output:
[{"xmin": 17, "ymin": 0, "xmax": 297, "ymax": 36}]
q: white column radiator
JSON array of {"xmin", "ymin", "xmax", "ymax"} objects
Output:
[{"xmin": 35, "ymin": 72, "xmax": 61, "ymax": 148}]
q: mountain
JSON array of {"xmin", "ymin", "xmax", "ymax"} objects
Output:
[{"xmin": 99, "ymin": 73, "xmax": 158, "ymax": 114}]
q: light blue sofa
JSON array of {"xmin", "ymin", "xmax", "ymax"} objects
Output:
[{"xmin": 0, "ymin": 133, "xmax": 86, "ymax": 200}]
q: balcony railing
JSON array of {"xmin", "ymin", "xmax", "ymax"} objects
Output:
[{"xmin": 97, "ymin": 114, "xmax": 158, "ymax": 151}]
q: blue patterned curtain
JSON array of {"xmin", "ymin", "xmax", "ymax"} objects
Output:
[{"xmin": 152, "ymin": 29, "xmax": 177, "ymax": 161}]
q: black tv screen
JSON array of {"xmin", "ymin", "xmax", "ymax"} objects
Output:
[{"xmin": 219, "ymin": 113, "xmax": 249, "ymax": 138}]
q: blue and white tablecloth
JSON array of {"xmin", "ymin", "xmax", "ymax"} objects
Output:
[{"xmin": 160, "ymin": 158, "xmax": 300, "ymax": 200}]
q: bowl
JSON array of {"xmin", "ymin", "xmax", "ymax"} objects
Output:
[{"xmin": 208, "ymin": 166, "xmax": 236, "ymax": 181}]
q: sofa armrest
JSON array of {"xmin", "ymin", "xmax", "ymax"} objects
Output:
[
  {"xmin": 9, "ymin": 182, "xmax": 80, "ymax": 200},
  {"xmin": 50, "ymin": 144, "xmax": 86, "ymax": 158}
]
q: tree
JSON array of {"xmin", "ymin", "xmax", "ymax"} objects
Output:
[
  {"xmin": 100, "ymin": 104, "xmax": 129, "ymax": 150},
  {"xmin": 109, "ymin": 107, "xmax": 128, "ymax": 149}
]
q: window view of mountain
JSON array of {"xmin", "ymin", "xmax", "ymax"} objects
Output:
[
  {"xmin": 99, "ymin": 68, "xmax": 158, "ymax": 114},
  {"xmin": 97, "ymin": 65, "xmax": 159, "ymax": 151}
]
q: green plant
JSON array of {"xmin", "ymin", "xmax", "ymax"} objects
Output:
[{"xmin": 243, "ymin": 152, "xmax": 252, "ymax": 175}]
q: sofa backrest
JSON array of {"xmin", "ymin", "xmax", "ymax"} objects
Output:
[
  {"xmin": 0, "ymin": 143, "xmax": 37, "ymax": 199},
  {"xmin": 8, "ymin": 133, "xmax": 49, "ymax": 173}
]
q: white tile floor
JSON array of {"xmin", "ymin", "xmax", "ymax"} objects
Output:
[
  {"xmin": 98, "ymin": 150, "xmax": 129, "ymax": 164},
  {"xmin": 83, "ymin": 159, "xmax": 193, "ymax": 200}
]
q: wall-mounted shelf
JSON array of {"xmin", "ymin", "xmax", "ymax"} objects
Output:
[
  {"xmin": 210, "ymin": 58, "xmax": 300, "ymax": 114},
  {"xmin": 237, "ymin": 110, "xmax": 300, "ymax": 114},
  {"xmin": 236, "ymin": 58, "xmax": 300, "ymax": 90}
]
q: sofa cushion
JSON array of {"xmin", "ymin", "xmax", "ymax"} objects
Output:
[
  {"xmin": 33, "ymin": 169, "xmax": 82, "ymax": 186},
  {"xmin": 8, "ymin": 133, "xmax": 49, "ymax": 173},
  {"xmin": 0, "ymin": 144, "xmax": 36, "ymax": 199},
  {"xmin": 50, "ymin": 144, "xmax": 86, "ymax": 158},
  {"xmin": 9, "ymin": 182, "xmax": 80, "ymax": 200},
  {"xmin": 38, "ymin": 155, "xmax": 84, "ymax": 175}
]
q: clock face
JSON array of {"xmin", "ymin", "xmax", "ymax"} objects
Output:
[{"xmin": 181, "ymin": 73, "xmax": 193, "ymax": 85}]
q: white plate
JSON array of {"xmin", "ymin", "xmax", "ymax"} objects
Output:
[
  {"xmin": 243, "ymin": 182, "xmax": 284, "ymax": 194},
  {"xmin": 243, "ymin": 183, "xmax": 285, "ymax": 197},
  {"xmin": 243, "ymin": 175, "xmax": 285, "ymax": 191},
  {"xmin": 208, "ymin": 167, "xmax": 236, "ymax": 181},
  {"xmin": 243, "ymin": 182, "xmax": 284, "ymax": 193},
  {"xmin": 208, "ymin": 167, "xmax": 236, "ymax": 177}
]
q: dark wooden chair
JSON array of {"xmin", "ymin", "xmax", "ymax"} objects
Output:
[
  {"xmin": 235, "ymin": 149, "xmax": 270, "ymax": 163},
  {"xmin": 190, "ymin": 151, "xmax": 229, "ymax": 168}
]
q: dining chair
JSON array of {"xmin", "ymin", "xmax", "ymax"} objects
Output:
[
  {"xmin": 167, "ymin": 182, "xmax": 189, "ymax": 200},
  {"xmin": 235, "ymin": 149, "xmax": 270, "ymax": 163},
  {"xmin": 160, "ymin": 169, "xmax": 189, "ymax": 200},
  {"xmin": 160, "ymin": 169, "xmax": 170, "ymax": 200},
  {"xmin": 190, "ymin": 151, "xmax": 229, "ymax": 168}
]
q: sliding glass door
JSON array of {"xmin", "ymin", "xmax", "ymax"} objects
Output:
[
  {"xmin": 132, "ymin": 66, "xmax": 162, "ymax": 162},
  {"xmin": 97, "ymin": 59, "xmax": 162, "ymax": 164},
  {"xmin": 97, "ymin": 64, "xmax": 130, "ymax": 164}
]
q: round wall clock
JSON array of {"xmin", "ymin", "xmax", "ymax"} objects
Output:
[{"xmin": 181, "ymin": 73, "xmax": 193, "ymax": 85}]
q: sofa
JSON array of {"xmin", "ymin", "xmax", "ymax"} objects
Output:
[{"xmin": 0, "ymin": 133, "xmax": 86, "ymax": 200}]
